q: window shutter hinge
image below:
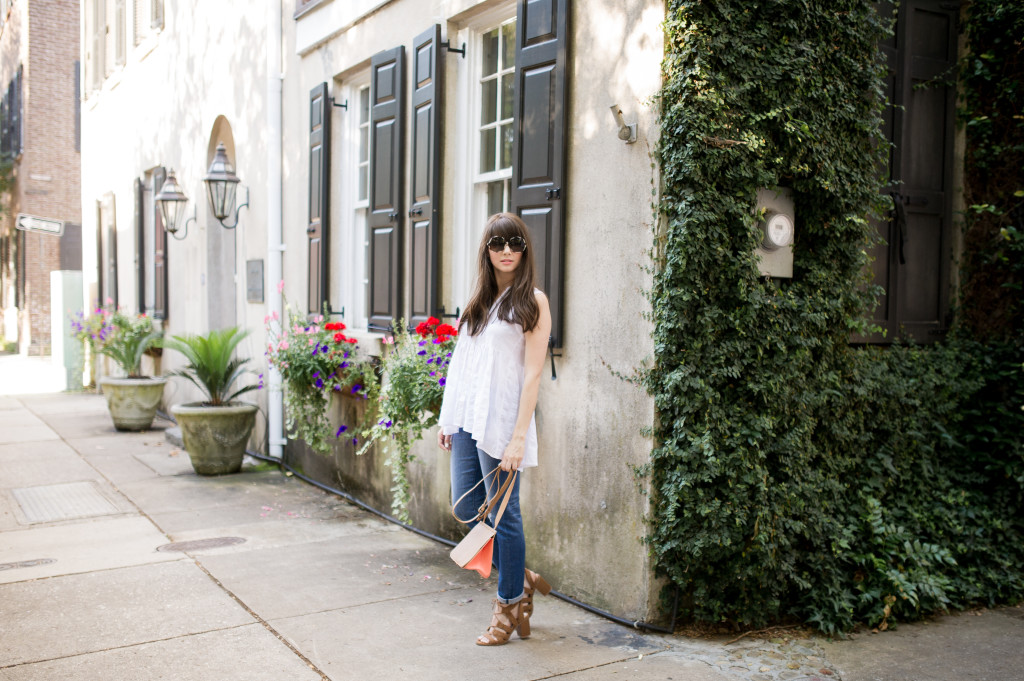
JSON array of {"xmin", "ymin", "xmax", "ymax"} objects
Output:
[
  {"xmin": 545, "ymin": 187, "xmax": 561, "ymax": 200},
  {"xmin": 441, "ymin": 41, "xmax": 465, "ymax": 58}
]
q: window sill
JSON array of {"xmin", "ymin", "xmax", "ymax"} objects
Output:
[{"xmin": 293, "ymin": 0, "xmax": 332, "ymax": 20}]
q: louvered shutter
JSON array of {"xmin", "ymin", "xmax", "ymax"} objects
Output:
[
  {"xmin": 134, "ymin": 177, "xmax": 145, "ymax": 313},
  {"xmin": 861, "ymin": 0, "xmax": 957, "ymax": 343},
  {"xmin": 510, "ymin": 0, "xmax": 570, "ymax": 347},
  {"xmin": 102, "ymin": 195, "xmax": 119, "ymax": 307},
  {"xmin": 115, "ymin": 0, "xmax": 126, "ymax": 66},
  {"xmin": 151, "ymin": 0, "xmax": 163, "ymax": 29},
  {"xmin": 92, "ymin": 0, "xmax": 106, "ymax": 87},
  {"xmin": 153, "ymin": 167, "xmax": 168, "ymax": 319},
  {"xmin": 367, "ymin": 46, "xmax": 406, "ymax": 331},
  {"xmin": 307, "ymin": 82, "xmax": 330, "ymax": 314},
  {"xmin": 409, "ymin": 26, "xmax": 443, "ymax": 327}
]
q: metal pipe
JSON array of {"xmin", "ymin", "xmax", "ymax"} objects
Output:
[{"xmin": 265, "ymin": 0, "xmax": 285, "ymax": 457}]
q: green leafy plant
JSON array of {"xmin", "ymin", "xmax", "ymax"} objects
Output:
[
  {"xmin": 643, "ymin": 0, "xmax": 1023, "ymax": 635},
  {"xmin": 99, "ymin": 314, "xmax": 161, "ymax": 378},
  {"xmin": 359, "ymin": 317, "xmax": 458, "ymax": 522},
  {"xmin": 263, "ymin": 297, "xmax": 376, "ymax": 455},
  {"xmin": 163, "ymin": 327, "xmax": 258, "ymax": 406}
]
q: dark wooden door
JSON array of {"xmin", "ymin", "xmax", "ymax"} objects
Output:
[
  {"xmin": 864, "ymin": 0, "xmax": 958, "ymax": 343},
  {"xmin": 308, "ymin": 83, "xmax": 331, "ymax": 314}
]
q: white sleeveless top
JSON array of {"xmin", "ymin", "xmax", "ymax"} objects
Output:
[{"xmin": 438, "ymin": 290, "xmax": 539, "ymax": 469}]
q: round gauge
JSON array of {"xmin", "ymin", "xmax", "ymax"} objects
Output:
[{"xmin": 761, "ymin": 212, "xmax": 794, "ymax": 251}]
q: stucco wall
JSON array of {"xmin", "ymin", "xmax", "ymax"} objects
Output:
[
  {"xmin": 283, "ymin": 0, "xmax": 664, "ymax": 621},
  {"xmin": 79, "ymin": 0, "xmax": 271, "ymax": 418}
]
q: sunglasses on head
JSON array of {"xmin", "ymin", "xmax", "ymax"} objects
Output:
[{"xmin": 486, "ymin": 235, "xmax": 527, "ymax": 253}]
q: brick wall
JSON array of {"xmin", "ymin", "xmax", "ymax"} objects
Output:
[{"xmin": 3, "ymin": 0, "xmax": 82, "ymax": 354}]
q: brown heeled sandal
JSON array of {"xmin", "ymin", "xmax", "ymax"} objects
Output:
[
  {"xmin": 521, "ymin": 568, "xmax": 551, "ymax": 623},
  {"xmin": 476, "ymin": 599, "xmax": 528, "ymax": 646}
]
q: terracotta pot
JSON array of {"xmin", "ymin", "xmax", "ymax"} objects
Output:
[
  {"xmin": 99, "ymin": 377, "xmax": 167, "ymax": 431},
  {"xmin": 171, "ymin": 402, "xmax": 257, "ymax": 475}
]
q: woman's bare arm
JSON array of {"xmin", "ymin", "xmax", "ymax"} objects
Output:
[{"xmin": 500, "ymin": 291, "xmax": 552, "ymax": 471}]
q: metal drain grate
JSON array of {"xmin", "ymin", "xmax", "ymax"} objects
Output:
[
  {"xmin": 156, "ymin": 537, "xmax": 247, "ymax": 553},
  {"xmin": 11, "ymin": 481, "xmax": 119, "ymax": 523},
  {"xmin": 0, "ymin": 558, "xmax": 57, "ymax": 571}
]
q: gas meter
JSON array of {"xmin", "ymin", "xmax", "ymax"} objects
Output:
[{"xmin": 755, "ymin": 187, "xmax": 795, "ymax": 278}]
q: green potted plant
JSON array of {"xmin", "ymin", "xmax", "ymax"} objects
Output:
[
  {"xmin": 263, "ymin": 297, "xmax": 375, "ymax": 455},
  {"xmin": 358, "ymin": 317, "xmax": 457, "ymax": 522},
  {"xmin": 163, "ymin": 327, "xmax": 259, "ymax": 475},
  {"xmin": 97, "ymin": 311, "xmax": 166, "ymax": 431}
]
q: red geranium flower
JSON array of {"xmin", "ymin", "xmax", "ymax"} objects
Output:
[
  {"xmin": 333, "ymin": 333, "xmax": 345, "ymax": 343},
  {"xmin": 435, "ymin": 323, "xmax": 457, "ymax": 337}
]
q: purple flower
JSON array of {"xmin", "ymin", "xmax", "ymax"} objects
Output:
[
  {"xmin": 315, "ymin": 377, "xmax": 324, "ymax": 389},
  {"xmin": 312, "ymin": 345, "xmax": 319, "ymax": 356},
  {"xmin": 335, "ymin": 425, "xmax": 348, "ymax": 437},
  {"xmin": 426, "ymin": 357, "xmax": 434, "ymax": 364},
  {"xmin": 418, "ymin": 340, "xmax": 426, "ymax": 346},
  {"xmin": 350, "ymin": 384, "xmax": 362, "ymax": 394},
  {"xmin": 438, "ymin": 377, "xmax": 446, "ymax": 387},
  {"xmin": 430, "ymin": 371, "xmax": 436, "ymax": 377},
  {"xmin": 385, "ymin": 420, "xmax": 392, "ymax": 428},
  {"xmin": 339, "ymin": 361, "xmax": 349, "ymax": 369},
  {"xmin": 321, "ymin": 344, "xmax": 330, "ymax": 353},
  {"xmin": 333, "ymin": 384, "xmax": 341, "ymax": 391},
  {"xmin": 352, "ymin": 437, "xmax": 358, "ymax": 446},
  {"xmin": 313, "ymin": 372, "xmax": 320, "ymax": 378},
  {"xmin": 417, "ymin": 350, "xmax": 426, "ymax": 356}
]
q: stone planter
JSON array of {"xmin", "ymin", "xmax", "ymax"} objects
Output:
[
  {"xmin": 99, "ymin": 377, "xmax": 168, "ymax": 431},
  {"xmin": 171, "ymin": 402, "xmax": 258, "ymax": 475}
]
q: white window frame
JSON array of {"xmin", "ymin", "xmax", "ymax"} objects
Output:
[
  {"xmin": 332, "ymin": 73, "xmax": 372, "ymax": 333},
  {"xmin": 451, "ymin": 3, "xmax": 517, "ymax": 310}
]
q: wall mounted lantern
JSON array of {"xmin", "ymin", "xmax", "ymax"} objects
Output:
[
  {"xmin": 154, "ymin": 169, "xmax": 195, "ymax": 240},
  {"xmin": 203, "ymin": 142, "xmax": 249, "ymax": 230}
]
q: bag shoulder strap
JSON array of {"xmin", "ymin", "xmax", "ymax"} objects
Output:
[{"xmin": 452, "ymin": 468, "xmax": 517, "ymax": 527}]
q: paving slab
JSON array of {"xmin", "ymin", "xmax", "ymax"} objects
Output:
[
  {"xmin": 0, "ymin": 439, "xmax": 81, "ymax": 462},
  {"xmin": 0, "ymin": 424, "xmax": 57, "ymax": 445},
  {"xmin": 116, "ymin": 470, "xmax": 333, "ymax": 518},
  {"xmin": 0, "ymin": 561, "xmax": 254, "ymax": 666},
  {"xmin": 820, "ymin": 606, "xmax": 1024, "ymax": 681},
  {"xmin": 557, "ymin": 651, "xmax": 732, "ymax": 680},
  {"xmin": 148, "ymin": 483, "xmax": 376, "ymax": 536},
  {"xmin": 0, "ymin": 624, "xmax": 322, "ymax": 681},
  {"xmin": 270, "ymin": 588, "xmax": 666, "ymax": 681},
  {"xmin": 0, "ymin": 448, "xmax": 99, "ymax": 489},
  {"xmin": 198, "ymin": 528, "xmax": 472, "ymax": 620},
  {"xmin": 0, "ymin": 514, "xmax": 179, "ymax": 583}
]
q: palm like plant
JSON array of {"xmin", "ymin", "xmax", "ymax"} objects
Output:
[
  {"xmin": 101, "ymin": 329, "xmax": 162, "ymax": 378},
  {"xmin": 163, "ymin": 327, "xmax": 257, "ymax": 406}
]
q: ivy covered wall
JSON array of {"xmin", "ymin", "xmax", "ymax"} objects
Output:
[{"xmin": 646, "ymin": 0, "xmax": 1023, "ymax": 634}]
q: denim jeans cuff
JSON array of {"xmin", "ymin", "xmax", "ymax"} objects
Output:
[{"xmin": 497, "ymin": 591, "xmax": 525, "ymax": 605}]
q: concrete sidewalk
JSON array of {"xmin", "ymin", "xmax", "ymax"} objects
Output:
[{"xmin": 0, "ymin": 391, "xmax": 1021, "ymax": 681}]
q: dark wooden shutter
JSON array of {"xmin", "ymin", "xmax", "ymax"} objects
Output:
[
  {"xmin": 153, "ymin": 167, "xmax": 168, "ymax": 319},
  {"xmin": 101, "ymin": 194, "xmax": 118, "ymax": 307},
  {"xmin": 134, "ymin": 177, "xmax": 145, "ymax": 313},
  {"xmin": 510, "ymin": 0, "xmax": 570, "ymax": 347},
  {"xmin": 862, "ymin": 0, "xmax": 958, "ymax": 343},
  {"xmin": 409, "ymin": 26, "xmax": 443, "ymax": 327},
  {"xmin": 367, "ymin": 46, "xmax": 406, "ymax": 331},
  {"xmin": 95, "ymin": 200, "xmax": 103, "ymax": 305},
  {"xmin": 308, "ymin": 82, "xmax": 330, "ymax": 314}
]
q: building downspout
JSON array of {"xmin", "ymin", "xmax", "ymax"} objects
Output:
[{"xmin": 266, "ymin": 0, "xmax": 286, "ymax": 457}]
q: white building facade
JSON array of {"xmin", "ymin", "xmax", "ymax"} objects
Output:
[{"xmin": 81, "ymin": 0, "xmax": 664, "ymax": 620}]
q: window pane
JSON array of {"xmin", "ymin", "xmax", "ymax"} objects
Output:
[
  {"xmin": 501, "ymin": 22, "xmax": 516, "ymax": 70},
  {"xmin": 359, "ymin": 87, "xmax": 370, "ymax": 123},
  {"xmin": 481, "ymin": 79, "xmax": 497, "ymax": 125},
  {"xmin": 487, "ymin": 181, "xmax": 504, "ymax": 216},
  {"xmin": 482, "ymin": 28, "xmax": 499, "ymax": 77},
  {"xmin": 480, "ymin": 128, "xmax": 496, "ymax": 173},
  {"xmin": 500, "ymin": 123, "xmax": 513, "ymax": 169},
  {"xmin": 358, "ymin": 127, "xmax": 368, "ymax": 164},
  {"xmin": 358, "ymin": 166, "xmax": 368, "ymax": 202},
  {"xmin": 501, "ymin": 73, "xmax": 514, "ymax": 120}
]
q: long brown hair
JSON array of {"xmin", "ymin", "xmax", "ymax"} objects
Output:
[{"xmin": 461, "ymin": 213, "xmax": 540, "ymax": 336}]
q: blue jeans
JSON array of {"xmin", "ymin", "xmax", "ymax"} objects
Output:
[{"xmin": 450, "ymin": 428, "xmax": 525, "ymax": 603}]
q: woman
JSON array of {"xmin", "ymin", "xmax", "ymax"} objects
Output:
[{"xmin": 437, "ymin": 212, "xmax": 553, "ymax": 646}]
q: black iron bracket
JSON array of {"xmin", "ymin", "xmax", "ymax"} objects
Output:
[
  {"xmin": 441, "ymin": 41, "xmax": 466, "ymax": 58},
  {"xmin": 330, "ymin": 97, "xmax": 348, "ymax": 110},
  {"xmin": 438, "ymin": 305, "xmax": 461, "ymax": 320},
  {"xmin": 548, "ymin": 337, "xmax": 562, "ymax": 381}
]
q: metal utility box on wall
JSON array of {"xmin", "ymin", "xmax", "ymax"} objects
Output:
[{"xmin": 755, "ymin": 187, "xmax": 795, "ymax": 278}]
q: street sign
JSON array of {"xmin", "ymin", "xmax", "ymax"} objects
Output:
[{"xmin": 16, "ymin": 213, "xmax": 65, "ymax": 236}]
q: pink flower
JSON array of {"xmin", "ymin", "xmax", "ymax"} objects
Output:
[
  {"xmin": 272, "ymin": 310, "xmax": 279, "ymax": 321},
  {"xmin": 315, "ymin": 315, "xmax": 324, "ymax": 323},
  {"xmin": 264, "ymin": 315, "xmax": 270, "ymax": 324},
  {"xmin": 105, "ymin": 297, "xmax": 113, "ymax": 305},
  {"xmin": 277, "ymin": 280, "xmax": 285, "ymax": 293},
  {"xmin": 278, "ymin": 341, "xmax": 289, "ymax": 350},
  {"xmin": 308, "ymin": 338, "xmax": 316, "ymax": 346},
  {"xmin": 383, "ymin": 336, "xmax": 395, "ymax": 345}
]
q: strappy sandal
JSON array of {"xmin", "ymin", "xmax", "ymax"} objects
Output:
[
  {"xmin": 476, "ymin": 598, "xmax": 527, "ymax": 646},
  {"xmin": 521, "ymin": 568, "xmax": 551, "ymax": 624}
]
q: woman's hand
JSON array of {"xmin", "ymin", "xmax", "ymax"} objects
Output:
[
  {"xmin": 500, "ymin": 436, "xmax": 525, "ymax": 472},
  {"xmin": 437, "ymin": 430, "xmax": 452, "ymax": 451}
]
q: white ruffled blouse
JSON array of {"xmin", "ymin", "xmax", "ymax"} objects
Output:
[{"xmin": 438, "ymin": 291, "xmax": 539, "ymax": 469}]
